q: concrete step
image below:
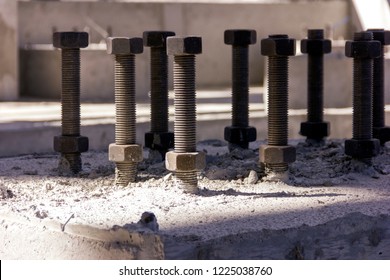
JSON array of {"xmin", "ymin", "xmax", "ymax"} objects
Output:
[{"xmin": 1, "ymin": 88, "xmax": 389, "ymax": 157}]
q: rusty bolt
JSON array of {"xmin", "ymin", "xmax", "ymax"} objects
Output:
[
  {"xmin": 300, "ymin": 29, "xmax": 331, "ymax": 142},
  {"xmin": 143, "ymin": 31, "xmax": 175, "ymax": 158},
  {"xmin": 52, "ymin": 31, "xmax": 89, "ymax": 175},
  {"xmin": 345, "ymin": 32, "xmax": 380, "ymax": 161},
  {"xmin": 260, "ymin": 34, "xmax": 296, "ymax": 173},
  {"xmin": 368, "ymin": 29, "xmax": 390, "ymax": 145},
  {"xmin": 107, "ymin": 37, "xmax": 144, "ymax": 186},
  {"xmin": 166, "ymin": 36, "xmax": 205, "ymax": 193},
  {"xmin": 224, "ymin": 29, "xmax": 257, "ymax": 150}
]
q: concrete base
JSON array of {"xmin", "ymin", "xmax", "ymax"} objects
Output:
[{"xmin": 0, "ymin": 213, "xmax": 164, "ymax": 259}]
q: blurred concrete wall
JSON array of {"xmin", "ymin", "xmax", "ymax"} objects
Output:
[
  {"xmin": 0, "ymin": 0, "xmax": 18, "ymax": 101},
  {"xmin": 17, "ymin": 0, "xmax": 350, "ymax": 102}
]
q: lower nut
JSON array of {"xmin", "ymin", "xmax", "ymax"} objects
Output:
[
  {"xmin": 224, "ymin": 126, "xmax": 257, "ymax": 144},
  {"xmin": 300, "ymin": 121, "xmax": 330, "ymax": 140},
  {"xmin": 145, "ymin": 132, "xmax": 174, "ymax": 151},
  {"xmin": 165, "ymin": 151, "xmax": 206, "ymax": 172},
  {"xmin": 54, "ymin": 135, "xmax": 89, "ymax": 153},
  {"xmin": 373, "ymin": 127, "xmax": 390, "ymax": 145},
  {"xmin": 259, "ymin": 145, "xmax": 296, "ymax": 164},
  {"xmin": 345, "ymin": 138, "xmax": 380, "ymax": 158},
  {"xmin": 108, "ymin": 144, "xmax": 143, "ymax": 163}
]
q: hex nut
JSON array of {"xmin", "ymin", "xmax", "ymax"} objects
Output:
[
  {"xmin": 345, "ymin": 139, "xmax": 380, "ymax": 158},
  {"xmin": 259, "ymin": 145, "xmax": 296, "ymax": 164},
  {"xmin": 373, "ymin": 126, "xmax": 390, "ymax": 145},
  {"xmin": 224, "ymin": 126, "xmax": 256, "ymax": 143},
  {"xmin": 143, "ymin": 31, "xmax": 175, "ymax": 47},
  {"xmin": 345, "ymin": 41, "xmax": 381, "ymax": 58},
  {"xmin": 367, "ymin": 29, "xmax": 390, "ymax": 45},
  {"xmin": 300, "ymin": 121, "xmax": 330, "ymax": 139},
  {"xmin": 106, "ymin": 37, "xmax": 143, "ymax": 55},
  {"xmin": 53, "ymin": 136, "xmax": 89, "ymax": 153},
  {"xmin": 145, "ymin": 132, "xmax": 174, "ymax": 150},
  {"xmin": 108, "ymin": 144, "xmax": 143, "ymax": 163},
  {"xmin": 261, "ymin": 35, "xmax": 295, "ymax": 56},
  {"xmin": 167, "ymin": 36, "xmax": 202, "ymax": 55},
  {"xmin": 53, "ymin": 32, "xmax": 89, "ymax": 49},
  {"xmin": 301, "ymin": 39, "xmax": 331, "ymax": 55},
  {"xmin": 224, "ymin": 29, "xmax": 257, "ymax": 46},
  {"xmin": 165, "ymin": 151, "xmax": 206, "ymax": 172}
]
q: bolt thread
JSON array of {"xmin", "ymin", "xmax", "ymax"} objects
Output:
[
  {"xmin": 267, "ymin": 56, "xmax": 289, "ymax": 146},
  {"xmin": 232, "ymin": 45, "xmax": 249, "ymax": 127},
  {"xmin": 115, "ymin": 162, "xmax": 137, "ymax": 186},
  {"xmin": 61, "ymin": 154, "xmax": 82, "ymax": 174},
  {"xmin": 150, "ymin": 47, "xmax": 169, "ymax": 133},
  {"xmin": 61, "ymin": 48, "xmax": 80, "ymax": 136},
  {"xmin": 114, "ymin": 54, "xmax": 136, "ymax": 145},
  {"xmin": 176, "ymin": 171, "xmax": 198, "ymax": 193},
  {"xmin": 307, "ymin": 54, "xmax": 324, "ymax": 122},
  {"xmin": 267, "ymin": 163, "xmax": 288, "ymax": 173},
  {"xmin": 173, "ymin": 55, "xmax": 196, "ymax": 153},
  {"xmin": 352, "ymin": 57, "xmax": 373, "ymax": 140},
  {"xmin": 372, "ymin": 45, "xmax": 385, "ymax": 128}
]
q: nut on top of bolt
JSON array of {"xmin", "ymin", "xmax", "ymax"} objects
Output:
[
  {"xmin": 224, "ymin": 29, "xmax": 257, "ymax": 46},
  {"xmin": 367, "ymin": 29, "xmax": 390, "ymax": 45},
  {"xmin": 106, "ymin": 37, "xmax": 143, "ymax": 55},
  {"xmin": 301, "ymin": 29, "xmax": 331, "ymax": 55},
  {"xmin": 167, "ymin": 36, "xmax": 202, "ymax": 55},
  {"xmin": 143, "ymin": 31, "xmax": 176, "ymax": 47},
  {"xmin": 345, "ymin": 31, "xmax": 381, "ymax": 58},
  {"xmin": 261, "ymin": 34, "xmax": 295, "ymax": 56},
  {"xmin": 53, "ymin": 32, "xmax": 89, "ymax": 49}
]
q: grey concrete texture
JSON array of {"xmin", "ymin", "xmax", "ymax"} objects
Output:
[
  {"xmin": 17, "ymin": 0, "xmax": 350, "ymax": 101},
  {"xmin": 0, "ymin": 213, "xmax": 164, "ymax": 260}
]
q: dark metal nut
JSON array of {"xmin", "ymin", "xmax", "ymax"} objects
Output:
[
  {"xmin": 301, "ymin": 39, "xmax": 331, "ymax": 55},
  {"xmin": 108, "ymin": 144, "xmax": 143, "ymax": 163},
  {"xmin": 167, "ymin": 36, "xmax": 202, "ymax": 55},
  {"xmin": 53, "ymin": 136, "xmax": 88, "ymax": 153},
  {"xmin": 373, "ymin": 127, "xmax": 390, "ymax": 145},
  {"xmin": 53, "ymin": 32, "xmax": 89, "ymax": 49},
  {"xmin": 259, "ymin": 145, "xmax": 296, "ymax": 164},
  {"xmin": 367, "ymin": 29, "xmax": 390, "ymax": 45},
  {"xmin": 143, "ymin": 31, "xmax": 176, "ymax": 47},
  {"xmin": 345, "ymin": 41, "xmax": 381, "ymax": 58},
  {"xmin": 145, "ymin": 132, "xmax": 174, "ymax": 150},
  {"xmin": 224, "ymin": 29, "xmax": 257, "ymax": 46},
  {"xmin": 300, "ymin": 122, "xmax": 330, "ymax": 139},
  {"xmin": 224, "ymin": 126, "xmax": 256, "ymax": 143},
  {"xmin": 165, "ymin": 151, "xmax": 206, "ymax": 172},
  {"xmin": 106, "ymin": 37, "xmax": 143, "ymax": 55},
  {"xmin": 345, "ymin": 139, "xmax": 380, "ymax": 158},
  {"xmin": 261, "ymin": 35, "xmax": 295, "ymax": 56}
]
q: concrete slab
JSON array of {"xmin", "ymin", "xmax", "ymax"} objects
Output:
[{"xmin": 0, "ymin": 213, "xmax": 164, "ymax": 259}]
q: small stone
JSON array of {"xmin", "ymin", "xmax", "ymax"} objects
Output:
[
  {"xmin": 163, "ymin": 173, "xmax": 173, "ymax": 181},
  {"xmin": 138, "ymin": 211, "xmax": 159, "ymax": 232},
  {"xmin": 247, "ymin": 170, "xmax": 258, "ymax": 184}
]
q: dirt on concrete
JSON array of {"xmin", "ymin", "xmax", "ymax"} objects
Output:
[{"xmin": 0, "ymin": 139, "xmax": 390, "ymax": 259}]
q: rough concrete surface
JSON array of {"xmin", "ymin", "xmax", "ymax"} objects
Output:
[{"xmin": 0, "ymin": 139, "xmax": 390, "ymax": 259}]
